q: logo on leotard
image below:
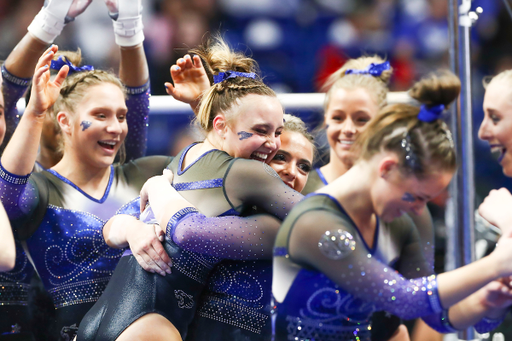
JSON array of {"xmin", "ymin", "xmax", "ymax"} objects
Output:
[{"xmin": 175, "ymin": 289, "xmax": 194, "ymax": 309}]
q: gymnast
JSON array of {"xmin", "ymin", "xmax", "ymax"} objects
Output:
[{"xmin": 272, "ymin": 70, "xmax": 512, "ymax": 341}]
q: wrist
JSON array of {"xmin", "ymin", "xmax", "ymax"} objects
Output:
[{"xmin": 27, "ymin": 6, "xmax": 67, "ymax": 44}]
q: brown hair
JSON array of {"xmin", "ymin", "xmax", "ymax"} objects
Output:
[
  {"xmin": 323, "ymin": 55, "xmax": 393, "ymax": 111},
  {"xmin": 191, "ymin": 35, "xmax": 278, "ymax": 131},
  {"xmin": 356, "ymin": 70, "xmax": 460, "ymax": 178}
]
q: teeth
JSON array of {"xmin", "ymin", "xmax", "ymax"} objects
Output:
[
  {"xmin": 340, "ymin": 140, "xmax": 354, "ymax": 145},
  {"xmin": 100, "ymin": 141, "xmax": 117, "ymax": 146},
  {"xmin": 252, "ymin": 152, "xmax": 268, "ymax": 160},
  {"xmin": 490, "ymin": 146, "xmax": 506, "ymax": 163}
]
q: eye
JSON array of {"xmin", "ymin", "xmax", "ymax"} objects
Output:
[
  {"xmin": 272, "ymin": 153, "xmax": 286, "ymax": 162},
  {"xmin": 0, "ymin": 109, "xmax": 4, "ymax": 117},
  {"xmin": 96, "ymin": 113, "xmax": 106, "ymax": 119},
  {"xmin": 357, "ymin": 117, "xmax": 370, "ymax": 124},
  {"xmin": 298, "ymin": 163, "xmax": 311, "ymax": 173},
  {"xmin": 117, "ymin": 115, "xmax": 126, "ymax": 122},
  {"xmin": 275, "ymin": 130, "xmax": 283, "ymax": 137},
  {"xmin": 254, "ymin": 128, "xmax": 267, "ymax": 135},
  {"xmin": 490, "ymin": 114, "xmax": 500, "ymax": 124}
]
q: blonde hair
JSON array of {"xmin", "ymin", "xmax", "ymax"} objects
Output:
[
  {"xmin": 50, "ymin": 65, "xmax": 126, "ymax": 161},
  {"xmin": 191, "ymin": 36, "xmax": 278, "ymax": 131},
  {"xmin": 356, "ymin": 70, "xmax": 460, "ymax": 178},
  {"xmin": 483, "ymin": 69, "xmax": 512, "ymax": 89},
  {"xmin": 323, "ymin": 55, "xmax": 392, "ymax": 111}
]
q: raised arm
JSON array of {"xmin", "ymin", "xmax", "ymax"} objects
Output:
[
  {"xmin": 0, "ymin": 0, "xmax": 92, "ymax": 153},
  {"xmin": 106, "ymin": 0, "xmax": 150, "ymax": 161},
  {"xmin": 2, "ymin": 46, "xmax": 68, "ymax": 176},
  {"xmin": 0, "ymin": 201, "xmax": 15, "ymax": 271}
]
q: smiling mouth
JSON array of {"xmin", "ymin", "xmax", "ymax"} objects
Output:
[
  {"xmin": 490, "ymin": 145, "xmax": 507, "ymax": 163},
  {"xmin": 339, "ymin": 140, "xmax": 354, "ymax": 145},
  {"xmin": 98, "ymin": 141, "xmax": 117, "ymax": 150},
  {"xmin": 251, "ymin": 152, "xmax": 269, "ymax": 162}
]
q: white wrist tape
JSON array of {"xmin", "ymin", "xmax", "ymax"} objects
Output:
[
  {"xmin": 111, "ymin": 0, "xmax": 144, "ymax": 47},
  {"xmin": 27, "ymin": 0, "xmax": 75, "ymax": 44}
]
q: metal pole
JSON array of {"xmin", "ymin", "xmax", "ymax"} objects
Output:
[{"xmin": 447, "ymin": 0, "xmax": 477, "ymax": 339}]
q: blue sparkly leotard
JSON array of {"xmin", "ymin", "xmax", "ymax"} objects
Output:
[
  {"xmin": 271, "ymin": 193, "xmax": 499, "ymax": 341},
  {"xmin": 0, "ymin": 66, "xmax": 163, "ymax": 335},
  {"xmin": 77, "ymin": 143, "xmax": 302, "ymax": 341},
  {"xmin": 0, "ymin": 66, "xmax": 35, "ymax": 336}
]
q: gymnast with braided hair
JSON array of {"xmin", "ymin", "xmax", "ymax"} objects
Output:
[{"xmin": 271, "ymin": 71, "xmax": 512, "ymax": 341}]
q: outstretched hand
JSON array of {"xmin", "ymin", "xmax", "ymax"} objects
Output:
[
  {"xmin": 26, "ymin": 45, "xmax": 68, "ymax": 117},
  {"xmin": 165, "ymin": 54, "xmax": 210, "ymax": 109}
]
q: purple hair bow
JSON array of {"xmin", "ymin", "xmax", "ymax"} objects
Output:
[
  {"xmin": 417, "ymin": 104, "xmax": 445, "ymax": 122},
  {"xmin": 50, "ymin": 56, "xmax": 94, "ymax": 75},
  {"xmin": 345, "ymin": 61, "xmax": 390, "ymax": 77},
  {"xmin": 213, "ymin": 71, "xmax": 256, "ymax": 84}
]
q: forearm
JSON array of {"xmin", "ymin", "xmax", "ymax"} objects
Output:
[
  {"xmin": 4, "ymin": 33, "xmax": 48, "ymax": 79},
  {"xmin": 148, "ymin": 183, "xmax": 193, "ymax": 228},
  {"xmin": 0, "ymin": 203, "xmax": 15, "ymax": 271},
  {"xmin": 1, "ymin": 111, "xmax": 44, "ymax": 175},
  {"xmin": 437, "ymin": 256, "xmax": 499, "ymax": 308},
  {"xmin": 448, "ymin": 289, "xmax": 507, "ymax": 329},
  {"xmin": 119, "ymin": 44, "xmax": 148, "ymax": 87},
  {"xmin": 103, "ymin": 214, "xmax": 143, "ymax": 248}
]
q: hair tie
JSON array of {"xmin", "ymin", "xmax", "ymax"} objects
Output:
[
  {"xmin": 417, "ymin": 104, "xmax": 445, "ymax": 123},
  {"xmin": 345, "ymin": 61, "xmax": 390, "ymax": 77},
  {"xmin": 213, "ymin": 71, "xmax": 256, "ymax": 84},
  {"xmin": 50, "ymin": 56, "xmax": 94, "ymax": 75}
]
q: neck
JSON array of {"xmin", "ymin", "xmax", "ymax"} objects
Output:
[
  {"xmin": 318, "ymin": 162, "xmax": 376, "ymax": 232},
  {"xmin": 320, "ymin": 149, "xmax": 352, "ymax": 183},
  {"xmin": 51, "ymin": 148, "xmax": 111, "ymax": 199},
  {"xmin": 36, "ymin": 145, "xmax": 63, "ymax": 170}
]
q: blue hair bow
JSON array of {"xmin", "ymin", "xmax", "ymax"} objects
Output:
[
  {"xmin": 50, "ymin": 56, "xmax": 94, "ymax": 75},
  {"xmin": 213, "ymin": 71, "xmax": 256, "ymax": 84},
  {"xmin": 345, "ymin": 61, "xmax": 391, "ymax": 77},
  {"xmin": 417, "ymin": 104, "xmax": 445, "ymax": 122}
]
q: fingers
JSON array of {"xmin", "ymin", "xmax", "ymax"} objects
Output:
[
  {"xmin": 35, "ymin": 45, "xmax": 58, "ymax": 73},
  {"xmin": 154, "ymin": 223, "xmax": 165, "ymax": 242},
  {"xmin": 53, "ymin": 65, "xmax": 69, "ymax": 88},
  {"xmin": 135, "ymin": 240, "xmax": 172, "ymax": 276},
  {"xmin": 192, "ymin": 55, "xmax": 203, "ymax": 69},
  {"xmin": 165, "ymin": 81, "xmax": 176, "ymax": 97}
]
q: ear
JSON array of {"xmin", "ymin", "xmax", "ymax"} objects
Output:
[
  {"xmin": 56, "ymin": 111, "xmax": 73, "ymax": 135},
  {"xmin": 212, "ymin": 114, "xmax": 227, "ymax": 139},
  {"xmin": 378, "ymin": 156, "xmax": 399, "ymax": 179}
]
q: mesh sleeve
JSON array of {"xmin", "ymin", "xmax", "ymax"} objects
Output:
[
  {"xmin": 0, "ymin": 162, "xmax": 40, "ymax": 226},
  {"xmin": 124, "ymin": 81, "xmax": 150, "ymax": 161},
  {"xmin": 0, "ymin": 66, "xmax": 30, "ymax": 154},
  {"xmin": 288, "ymin": 210, "xmax": 444, "ymax": 321},
  {"xmin": 408, "ymin": 208, "xmax": 435, "ymax": 271},
  {"xmin": 167, "ymin": 210, "xmax": 280, "ymax": 260},
  {"xmin": 224, "ymin": 159, "xmax": 303, "ymax": 220}
]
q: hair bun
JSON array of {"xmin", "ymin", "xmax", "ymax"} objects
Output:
[{"xmin": 408, "ymin": 70, "xmax": 461, "ymax": 108}]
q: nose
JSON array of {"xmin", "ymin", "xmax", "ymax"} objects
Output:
[
  {"xmin": 341, "ymin": 118, "xmax": 356, "ymax": 136},
  {"xmin": 478, "ymin": 117, "xmax": 491, "ymax": 141},
  {"xmin": 106, "ymin": 117, "xmax": 123, "ymax": 135},
  {"xmin": 265, "ymin": 134, "xmax": 279, "ymax": 151},
  {"xmin": 282, "ymin": 162, "xmax": 297, "ymax": 180}
]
